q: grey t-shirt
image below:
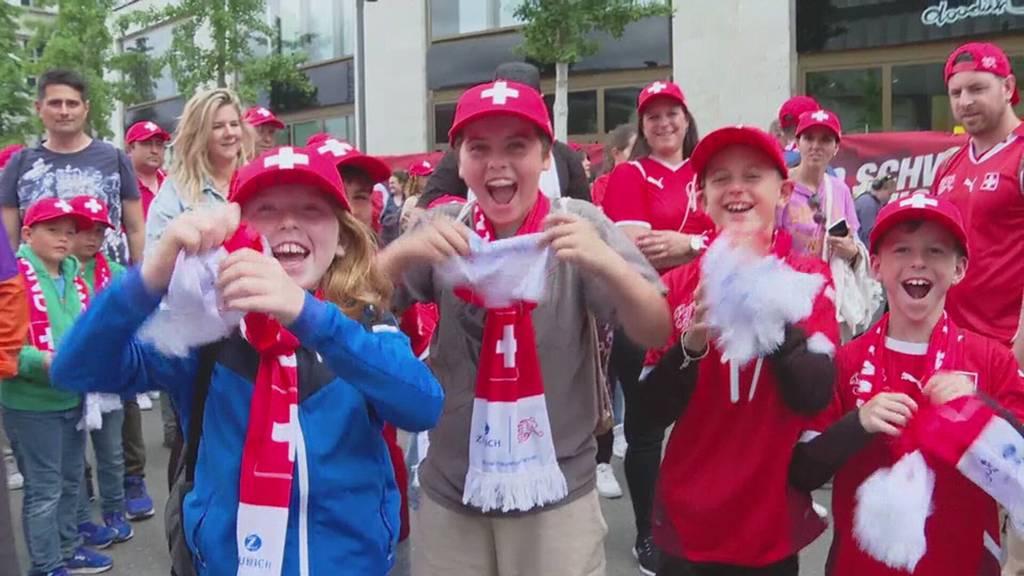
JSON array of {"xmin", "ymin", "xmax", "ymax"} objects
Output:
[
  {"xmin": 854, "ymin": 192, "xmax": 883, "ymax": 247},
  {"xmin": 0, "ymin": 141, "xmax": 140, "ymax": 264},
  {"xmin": 400, "ymin": 198, "xmax": 664, "ymax": 516}
]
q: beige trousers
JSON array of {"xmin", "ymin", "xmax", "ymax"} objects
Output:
[{"xmin": 411, "ymin": 489, "xmax": 608, "ymax": 576}]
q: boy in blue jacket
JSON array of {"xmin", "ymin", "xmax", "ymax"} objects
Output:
[{"xmin": 53, "ymin": 147, "xmax": 444, "ymax": 575}]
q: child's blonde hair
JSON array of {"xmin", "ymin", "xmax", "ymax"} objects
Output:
[
  {"xmin": 170, "ymin": 88, "xmax": 253, "ymax": 206},
  {"xmin": 321, "ymin": 208, "xmax": 393, "ymax": 319}
]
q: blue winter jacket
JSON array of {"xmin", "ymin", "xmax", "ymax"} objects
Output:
[{"xmin": 52, "ymin": 268, "xmax": 444, "ymax": 575}]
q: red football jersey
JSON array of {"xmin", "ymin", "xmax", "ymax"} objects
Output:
[
  {"xmin": 933, "ymin": 124, "xmax": 1024, "ymax": 345},
  {"xmin": 602, "ymin": 157, "xmax": 714, "ymax": 237},
  {"xmin": 807, "ymin": 328, "xmax": 1024, "ymax": 576},
  {"xmin": 137, "ymin": 169, "xmax": 165, "ymax": 219},
  {"xmin": 648, "ymin": 238, "xmax": 838, "ymax": 566}
]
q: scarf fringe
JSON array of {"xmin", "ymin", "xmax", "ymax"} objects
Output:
[{"xmin": 462, "ymin": 464, "xmax": 568, "ymax": 513}]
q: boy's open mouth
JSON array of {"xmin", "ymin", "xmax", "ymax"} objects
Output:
[
  {"xmin": 901, "ymin": 278, "xmax": 932, "ymax": 300},
  {"xmin": 486, "ymin": 178, "xmax": 518, "ymax": 205},
  {"xmin": 724, "ymin": 201, "xmax": 753, "ymax": 214},
  {"xmin": 272, "ymin": 241, "xmax": 310, "ymax": 264}
]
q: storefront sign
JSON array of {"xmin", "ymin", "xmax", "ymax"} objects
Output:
[{"xmin": 921, "ymin": 0, "xmax": 1024, "ymax": 28}]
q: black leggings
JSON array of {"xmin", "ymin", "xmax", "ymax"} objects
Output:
[
  {"xmin": 612, "ymin": 329, "xmax": 666, "ymax": 538},
  {"xmin": 659, "ymin": 555, "xmax": 799, "ymax": 576}
]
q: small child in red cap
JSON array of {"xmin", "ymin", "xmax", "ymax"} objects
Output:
[
  {"xmin": 3, "ymin": 197, "xmax": 117, "ymax": 574},
  {"xmin": 792, "ymin": 193, "xmax": 1024, "ymax": 575},
  {"xmin": 52, "ymin": 146, "xmax": 443, "ymax": 575},
  {"xmin": 638, "ymin": 125, "xmax": 839, "ymax": 576},
  {"xmin": 379, "ymin": 78, "xmax": 670, "ymax": 576}
]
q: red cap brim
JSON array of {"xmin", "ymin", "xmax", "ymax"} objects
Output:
[
  {"xmin": 690, "ymin": 126, "xmax": 789, "ymax": 183},
  {"xmin": 335, "ymin": 155, "xmax": 392, "ymax": 184},
  {"xmin": 230, "ymin": 170, "xmax": 350, "ymax": 212},
  {"xmin": 869, "ymin": 208, "xmax": 969, "ymax": 257},
  {"xmin": 638, "ymin": 92, "xmax": 687, "ymax": 116},
  {"xmin": 448, "ymin": 109, "xmax": 554, "ymax": 146}
]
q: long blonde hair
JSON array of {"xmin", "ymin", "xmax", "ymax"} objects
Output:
[
  {"xmin": 321, "ymin": 208, "xmax": 393, "ymax": 320},
  {"xmin": 170, "ymin": 88, "xmax": 253, "ymax": 205}
]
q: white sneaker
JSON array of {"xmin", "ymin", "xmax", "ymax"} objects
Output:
[
  {"xmin": 136, "ymin": 393, "xmax": 153, "ymax": 410},
  {"xmin": 5, "ymin": 457, "xmax": 22, "ymax": 490},
  {"xmin": 596, "ymin": 463, "xmax": 622, "ymax": 499},
  {"xmin": 612, "ymin": 423, "xmax": 627, "ymax": 459}
]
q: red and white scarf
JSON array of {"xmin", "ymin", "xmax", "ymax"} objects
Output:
[
  {"xmin": 92, "ymin": 252, "xmax": 112, "ymax": 292},
  {"xmin": 457, "ymin": 194, "xmax": 568, "ymax": 512},
  {"xmin": 17, "ymin": 258, "xmax": 90, "ymax": 352},
  {"xmin": 226, "ymin": 226, "xmax": 306, "ymax": 576}
]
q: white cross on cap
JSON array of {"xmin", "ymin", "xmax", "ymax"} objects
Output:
[
  {"xmin": 84, "ymin": 198, "xmax": 102, "ymax": 214},
  {"xmin": 318, "ymin": 139, "xmax": 354, "ymax": 157},
  {"xmin": 811, "ymin": 110, "xmax": 830, "ymax": 122},
  {"xmin": 983, "ymin": 56, "xmax": 997, "ymax": 69},
  {"xmin": 899, "ymin": 194, "xmax": 939, "ymax": 209},
  {"xmin": 54, "ymin": 199, "xmax": 72, "ymax": 213},
  {"xmin": 264, "ymin": 147, "xmax": 309, "ymax": 170},
  {"xmin": 257, "ymin": 107, "xmax": 271, "ymax": 117},
  {"xmin": 144, "ymin": 121, "xmax": 158, "ymax": 131},
  {"xmin": 647, "ymin": 81, "xmax": 668, "ymax": 94},
  {"xmin": 481, "ymin": 81, "xmax": 520, "ymax": 105}
]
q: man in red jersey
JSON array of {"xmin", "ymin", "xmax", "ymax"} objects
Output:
[{"xmin": 930, "ymin": 40, "xmax": 1024, "ymax": 575}]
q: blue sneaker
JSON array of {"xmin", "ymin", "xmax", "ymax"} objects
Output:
[
  {"xmin": 76, "ymin": 522, "xmax": 116, "ymax": 549},
  {"xmin": 102, "ymin": 511, "xmax": 133, "ymax": 543},
  {"xmin": 65, "ymin": 547, "xmax": 112, "ymax": 574},
  {"xmin": 123, "ymin": 475, "xmax": 154, "ymax": 520}
]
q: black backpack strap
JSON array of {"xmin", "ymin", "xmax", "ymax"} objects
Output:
[{"xmin": 184, "ymin": 341, "xmax": 225, "ymax": 483}]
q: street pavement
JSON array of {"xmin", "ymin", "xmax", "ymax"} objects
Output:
[{"xmin": 9, "ymin": 398, "xmax": 833, "ymax": 575}]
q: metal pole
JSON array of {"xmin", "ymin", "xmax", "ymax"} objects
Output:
[{"xmin": 356, "ymin": 0, "xmax": 367, "ymax": 150}]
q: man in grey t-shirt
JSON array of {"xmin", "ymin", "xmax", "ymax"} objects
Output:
[{"xmin": 0, "ymin": 69, "xmax": 144, "ymax": 266}]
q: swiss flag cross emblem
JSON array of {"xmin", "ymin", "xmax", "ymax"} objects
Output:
[{"xmin": 981, "ymin": 171, "xmax": 1000, "ymax": 191}]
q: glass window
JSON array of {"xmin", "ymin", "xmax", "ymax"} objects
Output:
[
  {"xmin": 431, "ymin": 0, "xmax": 524, "ymax": 39},
  {"xmin": 121, "ymin": 25, "xmax": 177, "ymax": 104},
  {"xmin": 324, "ymin": 115, "xmax": 355, "ymax": 143},
  {"xmin": 268, "ymin": 0, "xmax": 355, "ymax": 63},
  {"xmin": 892, "ymin": 62, "xmax": 953, "ymax": 132},
  {"xmin": 292, "ymin": 120, "xmax": 321, "ymax": 148},
  {"xmin": 806, "ymin": 67, "xmax": 882, "ymax": 133},
  {"xmin": 604, "ymin": 86, "xmax": 641, "ymax": 132},
  {"xmin": 543, "ymin": 91, "xmax": 599, "ymax": 136},
  {"xmin": 434, "ymin": 103, "xmax": 457, "ymax": 145}
]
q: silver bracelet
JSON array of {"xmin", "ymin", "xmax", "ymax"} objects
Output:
[{"xmin": 679, "ymin": 334, "xmax": 709, "ymax": 368}]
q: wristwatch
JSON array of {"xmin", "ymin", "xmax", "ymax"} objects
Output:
[{"xmin": 689, "ymin": 234, "xmax": 707, "ymax": 254}]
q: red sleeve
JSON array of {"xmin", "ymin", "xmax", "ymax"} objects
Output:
[
  {"xmin": 794, "ymin": 260, "xmax": 841, "ymax": 358},
  {"xmin": 590, "ymin": 174, "xmax": 610, "ymax": 209},
  {"xmin": 601, "ymin": 162, "xmax": 649, "ymax": 225},
  {"xmin": 805, "ymin": 347, "xmax": 855, "ymax": 435},
  {"xmin": 984, "ymin": 341, "xmax": 1024, "ymax": 422},
  {"xmin": 643, "ymin": 264, "xmax": 698, "ymax": 369},
  {"xmin": 371, "ymin": 189, "xmax": 383, "ymax": 234}
]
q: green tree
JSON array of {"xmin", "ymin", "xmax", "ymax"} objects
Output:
[
  {"xmin": 514, "ymin": 0, "xmax": 673, "ymax": 141},
  {"xmin": 119, "ymin": 0, "xmax": 315, "ymax": 107},
  {"xmin": 30, "ymin": 0, "xmax": 119, "ymax": 139},
  {"xmin": 0, "ymin": 2, "xmax": 34, "ymax": 145}
]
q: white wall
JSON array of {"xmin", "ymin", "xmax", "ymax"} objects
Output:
[
  {"xmin": 362, "ymin": 0, "xmax": 428, "ymax": 155},
  {"xmin": 673, "ymin": 0, "xmax": 796, "ymax": 132}
]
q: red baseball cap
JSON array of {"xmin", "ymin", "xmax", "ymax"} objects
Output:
[
  {"xmin": 795, "ymin": 108, "xmax": 843, "ymax": 141},
  {"xmin": 637, "ymin": 80, "xmax": 688, "ymax": 116},
  {"xmin": 869, "ymin": 193, "xmax": 968, "ymax": 257},
  {"xmin": 242, "ymin": 106, "xmax": 286, "ymax": 130},
  {"xmin": 690, "ymin": 126, "xmax": 789, "ymax": 183},
  {"xmin": 408, "ymin": 160, "xmax": 434, "ymax": 178},
  {"xmin": 945, "ymin": 42, "xmax": 1020, "ymax": 106},
  {"xmin": 23, "ymin": 197, "xmax": 94, "ymax": 230},
  {"xmin": 68, "ymin": 195, "xmax": 113, "ymax": 229},
  {"xmin": 229, "ymin": 146, "xmax": 350, "ymax": 211},
  {"xmin": 778, "ymin": 96, "xmax": 821, "ymax": 130},
  {"xmin": 306, "ymin": 133, "xmax": 393, "ymax": 184},
  {"xmin": 0, "ymin": 144, "xmax": 24, "ymax": 171},
  {"xmin": 125, "ymin": 121, "xmax": 171, "ymax": 145},
  {"xmin": 448, "ymin": 80, "xmax": 553, "ymax": 145}
]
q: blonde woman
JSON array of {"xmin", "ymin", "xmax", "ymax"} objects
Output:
[{"xmin": 145, "ymin": 88, "xmax": 253, "ymax": 253}]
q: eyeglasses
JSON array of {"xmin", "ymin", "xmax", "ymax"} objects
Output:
[{"xmin": 807, "ymin": 194, "xmax": 826, "ymax": 225}]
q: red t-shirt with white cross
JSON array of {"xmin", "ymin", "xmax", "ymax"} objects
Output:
[
  {"xmin": 806, "ymin": 327, "xmax": 1024, "ymax": 576},
  {"xmin": 137, "ymin": 168, "xmax": 166, "ymax": 220},
  {"xmin": 646, "ymin": 235, "xmax": 838, "ymax": 566},
  {"xmin": 932, "ymin": 123, "xmax": 1024, "ymax": 345},
  {"xmin": 602, "ymin": 157, "xmax": 714, "ymax": 237}
]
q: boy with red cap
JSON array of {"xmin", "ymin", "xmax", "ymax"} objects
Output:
[
  {"xmin": 379, "ymin": 79, "xmax": 670, "ymax": 576},
  {"xmin": 638, "ymin": 125, "xmax": 839, "ymax": 576},
  {"xmin": 2, "ymin": 197, "xmax": 116, "ymax": 574},
  {"xmin": 242, "ymin": 106, "xmax": 285, "ymax": 156},
  {"xmin": 931, "ymin": 40, "xmax": 1024, "ymax": 572},
  {"xmin": 306, "ymin": 133, "xmax": 390, "ymax": 235},
  {"xmin": 791, "ymin": 193, "xmax": 1024, "ymax": 575},
  {"xmin": 124, "ymin": 121, "xmax": 171, "ymax": 218},
  {"xmin": 51, "ymin": 146, "xmax": 443, "ymax": 575}
]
